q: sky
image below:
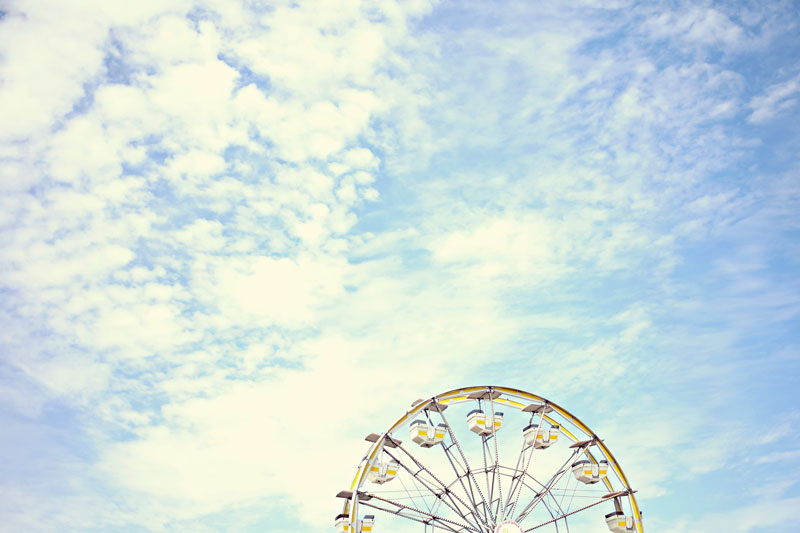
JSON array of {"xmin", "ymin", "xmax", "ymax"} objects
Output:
[{"xmin": 0, "ymin": 0, "xmax": 799, "ymax": 531}]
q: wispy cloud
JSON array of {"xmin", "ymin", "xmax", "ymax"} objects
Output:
[{"xmin": 748, "ymin": 76, "xmax": 800, "ymax": 124}]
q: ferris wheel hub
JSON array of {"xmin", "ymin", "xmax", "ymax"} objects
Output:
[{"xmin": 495, "ymin": 521, "xmax": 523, "ymax": 533}]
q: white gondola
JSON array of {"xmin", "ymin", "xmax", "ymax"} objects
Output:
[
  {"xmin": 409, "ymin": 420, "xmax": 447, "ymax": 447},
  {"xmin": 334, "ymin": 514, "xmax": 376, "ymax": 533},
  {"xmin": 571, "ymin": 459, "xmax": 608, "ymax": 484},
  {"xmin": 360, "ymin": 514, "xmax": 375, "ymax": 532},
  {"xmin": 334, "ymin": 514, "xmax": 351, "ymax": 532},
  {"xmin": 367, "ymin": 457, "xmax": 400, "ymax": 484},
  {"xmin": 605, "ymin": 512, "xmax": 636, "ymax": 532},
  {"xmin": 466, "ymin": 409, "xmax": 504, "ymax": 436},
  {"xmin": 522, "ymin": 423, "xmax": 559, "ymax": 448}
]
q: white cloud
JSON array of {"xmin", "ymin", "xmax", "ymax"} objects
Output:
[
  {"xmin": 688, "ymin": 497, "xmax": 800, "ymax": 532},
  {"xmin": 342, "ymin": 147, "xmax": 380, "ymax": 169},
  {"xmin": 23, "ymin": 355, "xmax": 112, "ymax": 400},
  {"xmin": 747, "ymin": 76, "xmax": 800, "ymax": 124},
  {"xmin": 428, "ymin": 213, "xmax": 564, "ymax": 282},
  {"xmin": 756, "ymin": 449, "xmax": 800, "ymax": 464},
  {"xmin": 643, "ymin": 6, "xmax": 745, "ymax": 48},
  {"xmin": 216, "ymin": 255, "xmax": 346, "ymax": 327},
  {"xmin": 0, "ymin": 3, "xmax": 106, "ymax": 143}
]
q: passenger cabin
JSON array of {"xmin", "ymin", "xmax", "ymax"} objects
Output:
[
  {"xmin": 334, "ymin": 514, "xmax": 351, "ymax": 533},
  {"xmin": 466, "ymin": 409, "xmax": 504, "ymax": 436},
  {"xmin": 367, "ymin": 458, "xmax": 400, "ymax": 484},
  {"xmin": 522, "ymin": 423, "xmax": 559, "ymax": 449},
  {"xmin": 605, "ymin": 512, "xmax": 636, "ymax": 533},
  {"xmin": 360, "ymin": 515, "xmax": 375, "ymax": 532},
  {"xmin": 335, "ymin": 514, "xmax": 376, "ymax": 533},
  {"xmin": 409, "ymin": 420, "xmax": 447, "ymax": 447},
  {"xmin": 571, "ymin": 459, "xmax": 609, "ymax": 484}
]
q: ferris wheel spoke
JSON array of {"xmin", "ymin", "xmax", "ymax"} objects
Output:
[
  {"xmin": 480, "ymin": 435, "xmax": 496, "ymax": 523},
  {"xmin": 480, "ymin": 437, "xmax": 502, "ymax": 521},
  {"xmin": 504, "ymin": 408, "xmax": 547, "ymax": 520},
  {"xmin": 503, "ymin": 442, "xmax": 532, "ymax": 519},
  {"xmin": 557, "ymin": 467, "xmax": 580, "ymax": 515},
  {"xmin": 384, "ymin": 448, "xmax": 483, "ymax": 532},
  {"xmin": 488, "ymin": 393, "xmax": 504, "ymax": 520},
  {"xmin": 501, "ymin": 438, "xmax": 528, "ymax": 517},
  {"xmin": 399, "ymin": 465, "xmax": 433, "ymax": 516},
  {"xmin": 439, "ymin": 443, "xmax": 493, "ymax": 529},
  {"xmin": 436, "ymin": 407, "xmax": 494, "ymax": 528},
  {"xmin": 357, "ymin": 500, "xmax": 464, "ymax": 533},
  {"xmin": 397, "ymin": 441, "xmax": 488, "ymax": 529},
  {"xmin": 522, "ymin": 490, "xmax": 629, "ymax": 532},
  {"xmin": 515, "ymin": 473, "xmax": 568, "ymax": 524},
  {"xmin": 515, "ymin": 447, "xmax": 582, "ymax": 523},
  {"xmin": 525, "ymin": 476, "xmax": 569, "ymax": 531},
  {"xmin": 362, "ymin": 493, "xmax": 482, "ymax": 532}
]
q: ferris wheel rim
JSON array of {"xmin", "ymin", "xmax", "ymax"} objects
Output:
[{"xmin": 339, "ymin": 385, "xmax": 643, "ymax": 533}]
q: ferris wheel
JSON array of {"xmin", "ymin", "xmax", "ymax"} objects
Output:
[{"xmin": 335, "ymin": 386, "xmax": 643, "ymax": 533}]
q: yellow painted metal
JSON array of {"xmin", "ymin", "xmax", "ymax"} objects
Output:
[{"xmin": 441, "ymin": 395, "xmax": 468, "ymax": 403}]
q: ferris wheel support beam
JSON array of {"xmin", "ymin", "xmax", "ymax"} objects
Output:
[
  {"xmin": 488, "ymin": 391, "xmax": 505, "ymax": 520},
  {"xmin": 436, "ymin": 406, "xmax": 494, "ymax": 527},
  {"xmin": 357, "ymin": 501, "xmax": 463, "ymax": 533},
  {"xmin": 365, "ymin": 492, "xmax": 482, "ymax": 532},
  {"xmin": 523, "ymin": 490, "xmax": 633, "ymax": 532},
  {"xmin": 515, "ymin": 445, "xmax": 584, "ymax": 523},
  {"xmin": 480, "ymin": 434, "xmax": 495, "ymax": 523},
  {"xmin": 504, "ymin": 407, "xmax": 547, "ymax": 520},
  {"xmin": 439, "ymin": 439, "xmax": 492, "ymax": 530},
  {"xmin": 513, "ymin": 473, "xmax": 572, "ymax": 524},
  {"xmin": 384, "ymin": 447, "xmax": 484, "ymax": 532}
]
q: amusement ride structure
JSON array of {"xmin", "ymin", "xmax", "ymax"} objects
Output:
[{"xmin": 335, "ymin": 386, "xmax": 642, "ymax": 532}]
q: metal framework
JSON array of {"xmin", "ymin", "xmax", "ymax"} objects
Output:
[{"xmin": 336, "ymin": 386, "xmax": 643, "ymax": 533}]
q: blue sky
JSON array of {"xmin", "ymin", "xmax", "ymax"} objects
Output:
[{"xmin": 0, "ymin": 0, "xmax": 798, "ymax": 531}]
